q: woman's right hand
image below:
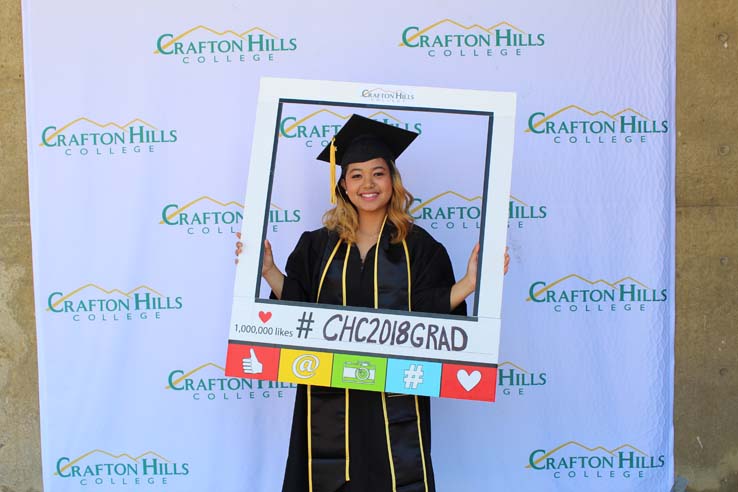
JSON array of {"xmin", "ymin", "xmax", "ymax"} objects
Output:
[
  {"xmin": 235, "ymin": 232, "xmax": 243, "ymax": 264},
  {"xmin": 261, "ymin": 238, "xmax": 276, "ymax": 278},
  {"xmin": 236, "ymin": 232, "xmax": 285, "ymax": 298},
  {"xmin": 235, "ymin": 233, "xmax": 277, "ymax": 274}
]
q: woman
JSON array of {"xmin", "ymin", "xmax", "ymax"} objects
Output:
[{"xmin": 237, "ymin": 114, "xmax": 508, "ymax": 492}]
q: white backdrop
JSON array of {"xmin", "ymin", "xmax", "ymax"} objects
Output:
[{"xmin": 23, "ymin": 1, "xmax": 675, "ymax": 491}]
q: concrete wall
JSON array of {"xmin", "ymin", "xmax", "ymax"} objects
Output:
[
  {"xmin": 0, "ymin": 0, "xmax": 42, "ymax": 490},
  {"xmin": 674, "ymin": 1, "xmax": 738, "ymax": 491},
  {"xmin": 0, "ymin": 1, "xmax": 735, "ymax": 491}
]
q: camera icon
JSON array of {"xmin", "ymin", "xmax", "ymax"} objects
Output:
[{"xmin": 342, "ymin": 361, "xmax": 376, "ymax": 384}]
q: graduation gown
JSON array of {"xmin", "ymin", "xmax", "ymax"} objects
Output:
[{"xmin": 279, "ymin": 224, "xmax": 466, "ymax": 492}]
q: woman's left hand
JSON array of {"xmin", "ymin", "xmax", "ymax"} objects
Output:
[
  {"xmin": 450, "ymin": 243, "xmax": 480, "ymax": 310},
  {"xmin": 463, "ymin": 242, "xmax": 480, "ymax": 292},
  {"xmin": 463, "ymin": 244, "xmax": 510, "ymax": 285},
  {"xmin": 450, "ymin": 244, "xmax": 510, "ymax": 310}
]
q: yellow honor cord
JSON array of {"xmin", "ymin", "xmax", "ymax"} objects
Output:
[
  {"xmin": 308, "ymin": 385, "xmax": 313, "ymax": 492},
  {"xmin": 345, "ymin": 388, "xmax": 350, "ymax": 481},
  {"xmin": 316, "ymin": 239, "xmax": 343, "ymax": 303},
  {"xmin": 402, "ymin": 239, "xmax": 411, "ymax": 312},
  {"xmin": 329, "ymin": 138, "xmax": 338, "ymax": 204},
  {"xmin": 342, "ymin": 243, "xmax": 351, "ymax": 480},
  {"xmin": 373, "ymin": 215, "xmax": 389, "ymax": 309},
  {"xmin": 342, "ymin": 243, "xmax": 351, "ymax": 307}
]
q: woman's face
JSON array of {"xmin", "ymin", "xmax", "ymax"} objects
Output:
[{"xmin": 341, "ymin": 157, "xmax": 393, "ymax": 216}]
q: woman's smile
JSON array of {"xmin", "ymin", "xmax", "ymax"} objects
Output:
[{"xmin": 358, "ymin": 191, "xmax": 380, "ymax": 200}]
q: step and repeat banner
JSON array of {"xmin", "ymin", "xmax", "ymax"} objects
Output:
[{"xmin": 22, "ymin": 1, "xmax": 675, "ymax": 491}]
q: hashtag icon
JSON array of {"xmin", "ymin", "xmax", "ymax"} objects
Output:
[
  {"xmin": 295, "ymin": 311, "xmax": 315, "ymax": 339},
  {"xmin": 403, "ymin": 364, "xmax": 424, "ymax": 389}
]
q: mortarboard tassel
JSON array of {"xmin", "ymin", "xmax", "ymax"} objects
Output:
[{"xmin": 330, "ymin": 138, "xmax": 337, "ymax": 204}]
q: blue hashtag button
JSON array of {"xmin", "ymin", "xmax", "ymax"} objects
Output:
[{"xmin": 385, "ymin": 359, "xmax": 442, "ymax": 397}]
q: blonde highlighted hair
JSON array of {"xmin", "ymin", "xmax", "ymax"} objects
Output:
[{"xmin": 323, "ymin": 159, "xmax": 414, "ymax": 244}]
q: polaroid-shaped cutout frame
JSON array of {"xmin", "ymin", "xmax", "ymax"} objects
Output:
[{"xmin": 227, "ymin": 78, "xmax": 515, "ymax": 402}]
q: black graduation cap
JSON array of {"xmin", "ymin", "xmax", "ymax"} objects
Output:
[{"xmin": 316, "ymin": 114, "xmax": 419, "ymax": 204}]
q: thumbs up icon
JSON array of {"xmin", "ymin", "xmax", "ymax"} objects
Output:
[{"xmin": 242, "ymin": 348, "xmax": 263, "ymax": 375}]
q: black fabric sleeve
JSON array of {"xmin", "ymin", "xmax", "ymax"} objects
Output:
[
  {"xmin": 411, "ymin": 240, "xmax": 467, "ymax": 316},
  {"xmin": 275, "ymin": 231, "xmax": 316, "ymax": 303}
]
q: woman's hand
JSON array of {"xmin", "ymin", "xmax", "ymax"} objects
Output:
[
  {"xmin": 450, "ymin": 243, "xmax": 479, "ymax": 310},
  {"xmin": 235, "ymin": 233, "xmax": 276, "ymax": 275},
  {"xmin": 261, "ymin": 239, "xmax": 278, "ymax": 278},
  {"xmin": 450, "ymin": 244, "xmax": 510, "ymax": 310},
  {"xmin": 261, "ymin": 239, "xmax": 285, "ymax": 298},
  {"xmin": 235, "ymin": 232, "xmax": 243, "ymax": 264},
  {"xmin": 463, "ymin": 242, "xmax": 480, "ymax": 291},
  {"xmin": 235, "ymin": 233, "xmax": 285, "ymax": 298}
]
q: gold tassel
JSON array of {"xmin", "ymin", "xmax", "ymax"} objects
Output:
[{"xmin": 330, "ymin": 138, "xmax": 337, "ymax": 204}]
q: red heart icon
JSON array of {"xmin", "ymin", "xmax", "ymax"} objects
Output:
[{"xmin": 258, "ymin": 311, "xmax": 272, "ymax": 323}]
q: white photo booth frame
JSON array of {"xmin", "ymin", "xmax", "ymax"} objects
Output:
[{"xmin": 227, "ymin": 78, "xmax": 515, "ymax": 401}]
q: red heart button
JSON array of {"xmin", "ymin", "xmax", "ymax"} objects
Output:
[{"xmin": 258, "ymin": 311, "xmax": 272, "ymax": 323}]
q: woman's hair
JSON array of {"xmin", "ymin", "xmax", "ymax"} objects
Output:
[{"xmin": 323, "ymin": 159, "xmax": 414, "ymax": 244}]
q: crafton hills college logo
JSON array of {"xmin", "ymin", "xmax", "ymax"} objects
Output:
[
  {"xmin": 39, "ymin": 118, "xmax": 177, "ymax": 157},
  {"xmin": 360, "ymin": 87, "xmax": 416, "ymax": 103},
  {"xmin": 159, "ymin": 196, "xmax": 301, "ymax": 235},
  {"xmin": 527, "ymin": 441, "xmax": 665, "ymax": 480},
  {"xmin": 279, "ymin": 108, "xmax": 422, "ymax": 148},
  {"xmin": 55, "ymin": 449, "xmax": 189, "ymax": 486},
  {"xmin": 526, "ymin": 105, "xmax": 669, "ymax": 145},
  {"xmin": 166, "ymin": 361, "xmax": 295, "ymax": 401},
  {"xmin": 410, "ymin": 191, "xmax": 482, "ymax": 231},
  {"xmin": 154, "ymin": 25, "xmax": 297, "ymax": 64},
  {"xmin": 399, "ymin": 19, "xmax": 545, "ymax": 58},
  {"xmin": 46, "ymin": 284, "xmax": 183, "ymax": 322},
  {"xmin": 409, "ymin": 191, "xmax": 547, "ymax": 230},
  {"xmin": 527, "ymin": 274, "xmax": 668, "ymax": 313}
]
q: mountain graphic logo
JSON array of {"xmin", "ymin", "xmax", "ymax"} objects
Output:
[
  {"xmin": 166, "ymin": 362, "xmax": 225, "ymax": 390},
  {"xmin": 411, "ymin": 190, "xmax": 482, "ymax": 215},
  {"xmin": 166, "ymin": 361, "xmax": 295, "ymax": 397},
  {"xmin": 280, "ymin": 109, "xmax": 420, "ymax": 139},
  {"xmin": 410, "ymin": 192, "xmax": 546, "ymax": 228},
  {"xmin": 55, "ymin": 449, "xmax": 190, "ymax": 479},
  {"xmin": 528, "ymin": 442, "xmax": 649, "ymax": 468},
  {"xmin": 498, "ymin": 361, "xmax": 529, "ymax": 372},
  {"xmin": 526, "ymin": 275, "xmax": 668, "ymax": 309},
  {"xmin": 497, "ymin": 361, "xmax": 547, "ymax": 389},
  {"xmin": 527, "ymin": 441, "xmax": 665, "ymax": 473},
  {"xmin": 400, "ymin": 19, "xmax": 545, "ymax": 50},
  {"xmin": 56, "ymin": 450, "xmax": 170, "ymax": 476},
  {"xmin": 39, "ymin": 118, "xmax": 177, "ymax": 150},
  {"xmin": 47, "ymin": 284, "xmax": 163, "ymax": 311},
  {"xmin": 160, "ymin": 196, "xmax": 243, "ymax": 225},
  {"xmin": 46, "ymin": 284, "xmax": 183, "ymax": 316},
  {"xmin": 154, "ymin": 25, "xmax": 298, "ymax": 56},
  {"xmin": 160, "ymin": 196, "xmax": 300, "ymax": 231},
  {"xmin": 527, "ymin": 106, "xmax": 650, "ymax": 131},
  {"xmin": 40, "ymin": 118, "xmax": 151, "ymax": 146},
  {"xmin": 527, "ymin": 275, "xmax": 650, "ymax": 302},
  {"xmin": 526, "ymin": 105, "xmax": 669, "ymax": 137}
]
